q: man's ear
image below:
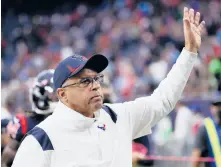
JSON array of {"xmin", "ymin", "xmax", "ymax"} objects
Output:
[{"xmin": 57, "ymin": 88, "xmax": 67, "ymax": 102}]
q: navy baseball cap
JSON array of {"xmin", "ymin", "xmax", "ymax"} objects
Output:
[
  {"xmin": 53, "ymin": 54, "xmax": 108, "ymax": 89},
  {"xmin": 211, "ymin": 99, "xmax": 221, "ymax": 106}
]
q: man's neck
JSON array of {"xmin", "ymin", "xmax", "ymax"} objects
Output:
[
  {"xmin": 64, "ymin": 102, "xmax": 94, "ymax": 118},
  {"xmin": 81, "ymin": 112, "xmax": 94, "ymax": 118}
]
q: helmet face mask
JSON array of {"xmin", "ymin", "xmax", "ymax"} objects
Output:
[{"xmin": 30, "ymin": 69, "xmax": 58, "ymax": 115}]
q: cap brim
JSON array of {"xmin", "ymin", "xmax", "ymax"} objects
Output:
[
  {"xmin": 211, "ymin": 101, "xmax": 221, "ymax": 106},
  {"xmin": 69, "ymin": 54, "xmax": 108, "ymax": 78},
  {"xmin": 84, "ymin": 54, "xmax": 108, "ymax": 73}
]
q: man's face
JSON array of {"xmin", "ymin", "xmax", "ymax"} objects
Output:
[
  {"xmin": 211, "ymin": 104, "xmax": 221, "ymax": 121},
  {"xmin": 58, "ymin": 69, "xmax": 104, "ymax": 117}
]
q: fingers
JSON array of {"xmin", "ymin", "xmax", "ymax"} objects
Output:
[
  {"xmin": 189, "ymin": 8, "xmax": 194, "ymax": 24},
  {"xmin": 198, "ymin": 21, "xmax": 206, "ymax": 32},
  {"xmin": 183, "ymin": 7, "xmax": 189, "ymax": 21},
  {"xmin": 192, "ymin": 25, "xmax": 201, "ymax": 36},
  {"xmin": 183, "ymin": 7, "xmax": 206, "ymax": 28},
  {"xmin": 195, "ymin": 12, "xmax": 200, "ymax": 26}
]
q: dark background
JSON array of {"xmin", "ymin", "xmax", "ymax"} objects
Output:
[{"xmin": 2, "ymin": 0, "xmax": 104, "ymax": 16}]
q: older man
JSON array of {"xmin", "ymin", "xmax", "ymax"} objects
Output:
[{"xmin": 12, "ymin": 7, "xmax": 205, "ymax": 167}]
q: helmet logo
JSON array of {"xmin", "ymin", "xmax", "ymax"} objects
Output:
[{"xmin": 40, "ymin": 79, "xmax": 48, "ymax": 86}]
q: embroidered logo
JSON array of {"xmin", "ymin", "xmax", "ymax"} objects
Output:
[
  {"xmin": 71, "ymin": 55, "xmax": 87, "ymax": 61},
  {"xmin": 66, "ymin": 65, "xmax": 82, "ymax": 73},
  {"xmin": 97, "ymin": 124, "xmax": 106, "ymax": 131}
]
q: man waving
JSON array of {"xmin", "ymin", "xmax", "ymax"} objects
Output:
[{"xmin": 12, "ymin": 7, "xmax": 205, "ymax": 167}]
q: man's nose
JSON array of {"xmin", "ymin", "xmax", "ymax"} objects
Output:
[{"xmin": 91, "ymin": 79, "xmax": 101, "ymax": 91}]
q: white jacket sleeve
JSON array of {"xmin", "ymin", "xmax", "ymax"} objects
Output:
[
  {"xmin": 108, "ymin": 48, "xmax": 197, "ymax": 139},
  {"xmin": 12, "ymin": 135, "xmax": 51, "ymax": 167}
]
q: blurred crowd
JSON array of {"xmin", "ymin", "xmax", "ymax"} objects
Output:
[
  {"xmin": 1, "ymin": 0, "xmax": 221, "ymax": 115},
  {"xmin": 1, "ymin": 1, "xmax": 221, "ymax": 166}
]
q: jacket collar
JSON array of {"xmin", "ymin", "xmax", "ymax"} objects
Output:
[{"xmin": 52, "ymin": 101, "xmax": 100, "ymax": 130}]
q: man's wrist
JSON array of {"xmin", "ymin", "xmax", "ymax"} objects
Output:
[{"xmin": 184, "ymin": 45, "xmax": 198, "ymax": 54}]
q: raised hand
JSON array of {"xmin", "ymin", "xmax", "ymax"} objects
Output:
[{"xmin": 183, "ymin": 7, "xmax": 205, "ymax": 53}]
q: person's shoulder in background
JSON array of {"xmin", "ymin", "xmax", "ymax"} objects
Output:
[{"xmin": 194, "ymin": 124, "xmax": 208, "ymax": 157}]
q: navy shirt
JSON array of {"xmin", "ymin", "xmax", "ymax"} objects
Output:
[
  {"xmin": 7, "ymin": 113, "xmax": 47, "ymax": 143},
  {"xmin": 194, "ymin": 123, "xmax": 221, "ymax": 167}
]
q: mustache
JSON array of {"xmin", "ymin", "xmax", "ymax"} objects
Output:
[
  {"xmin": 91, "ymin": 94, "xmax": 103, "ymax": 99},
  {"xmin": 88, "ymin": 94, "xmax": 103, "ymax": 104},
  {"xmin": 89, "ymin": 94, "xmax": 104, "ymax": 102}
]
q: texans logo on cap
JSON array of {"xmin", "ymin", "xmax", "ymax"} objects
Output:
[{"xmin": 66, "ymin": 65, "xmax": 82, "ymax": 73}]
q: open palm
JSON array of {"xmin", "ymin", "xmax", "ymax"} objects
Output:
[{"xmin": 183, "ymin": 7, "xmax": 205, "ymax": 53}]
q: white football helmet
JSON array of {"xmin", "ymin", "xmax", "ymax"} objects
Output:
[{"xmin": 30, "ymin": 69, "xmax": 58, "ymax": 115}]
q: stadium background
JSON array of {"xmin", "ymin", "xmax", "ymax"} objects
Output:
[{"xmin": 1, "ymin": 0, "xmax": 221, "ymax": 166}]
